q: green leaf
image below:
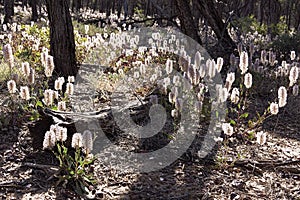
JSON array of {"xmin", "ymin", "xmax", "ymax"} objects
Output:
[
  {"xmin": 240, "ymin": 112, "xmax": 249, "ymax": 119},
  {"xmin": 35, "ymin": 100, "xmax": 43, "ymax": 108},
  {"xmin": 229, "ymin": 120, "xmax": 236, "ymax": 125}
]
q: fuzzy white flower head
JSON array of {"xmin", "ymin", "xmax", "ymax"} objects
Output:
[
  {"xmin": 256, "ymin": 131, "xmax": 267, "ymax": 145},
  {"xmin": 65, "ymin": 83, "xmax": 74, "ymax": 96},
  {"xmin": 43, "ymin": 130, "xmax": 56, "ymax": 150},
  {"xmin": 54, "ymin": 79, "xmax": 63, "ymax": 91},
  {"xmin": 194, "ymin": 51, "xmax": 202, "ymax": 69},
  {"xmin": 7, "ymin": 80, "xmax": 16, "ymax": 94},
  {"xmin": 244, "ymin": 73, "xmax": 253, "ymax": 89},
  {"xmin": 230, "ymin": 88, "xmax": 240, "ymax": 104},
  {"xmin": 56, "ymin": 126, "xmax": 67, "ymax": 142},
  {"xmin": 43, "ymin": 89, "xmax": 54, "ymax": 106},
  {"xmin": 216, "ymin": 57, "xmax": 223, "ymax": 73},
  {"xmin": 239, "ymin": 51, "xmax": 249, "ymax": 74},
  {"xmin": 278, "ymin": 86, "xmax": 287, "ymax": 103},
  {"xmin": 222, "ymin": 123, "xmax": 234, "ymax": 136},
  {"xmin": 20, "ymin": 86, "xmax": 30, "ymax": 100},
  {"xmin": 3, "ymin": 44, "xmax": 14, "ymax": 68},
  {"xmin": 270, "ymin": 102, "xmax": 279, "ymax": 115},
  {"xmin": 68, "ymin": 76, "xmax": 75, "ymax": 83},
  {"xmin": 165, "ymin": 59, "xmax": 173, "ymax": 74},
  {"xmin": 290, "ymin": 51, "xmax": 296, "ymax": 61},
  {"xmin": 21, "ymin": 62, "xmax": 30, "ymax": 76},
  {"xmin": 226, "ymin": 72, "xmax": 235, "ymax": 84},
  {"xmin": 206, "ymin": 59, "xmax": 216, "ymax": 78},
  {"xmin": 82, "ymin": 130, "xmax": 93, "ymax": 154},
  {"xmin": 289, "ymin": 66, "xmax": 299, "ymax": 86},
  {"xmin": 71, "ymin": 133, "xmax": 83, "ymax": 148},
  {"xmin": 45, "ymin": 56, "xmax": 55, "ymax": 77},
  {"xmin": 219, "ymin": 87, "xmax": 228, "ymax": 103},
  {"xmin": 28, "ymin": 68, "xmax": 35, "ymax": 84},
  {"xmin": 171, "ymin": 109, "xmax": 178, "ymax": 118},
  {"xmin": 58, "ymin": 101, "xmax": 66, "ymax": 111},
  {"xmin": 292, "ymin": 84, "xmax": 299, "ymax": 96}
]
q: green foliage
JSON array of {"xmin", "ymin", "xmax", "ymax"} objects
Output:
[
  {"xmin": 231, "ymin": 15, "xmax": 288, "ymax": 36},
  {"xmin": 231, "ymin": 15, "xmax": 267, "ymax": 35},
  {"xmin": 270, "ymin": 33, "xmax": 300, "ymax": 56},
  {"xmin": 54, "ymin": 143, "xmax": 96, "ymax": 196}
]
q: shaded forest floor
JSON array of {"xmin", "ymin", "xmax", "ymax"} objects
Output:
[{"xmin": 0, "ymin": 74, "xmax": 300, "ymax": 200}]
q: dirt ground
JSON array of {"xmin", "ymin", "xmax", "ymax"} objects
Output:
[{"xmin": 0, "ymin": 74, "xmax": 300, "ymax": 200}]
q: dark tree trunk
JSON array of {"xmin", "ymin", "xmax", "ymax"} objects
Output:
[
  {"xmin": 72, "ymin": 0, "xmax": 82, "ymax": 12},
  {"xmin": 29, "ymin": 0, "xmax": 38, "ymax": 21},
  {"xmin": 4, "ymin": 0, "xmax": 14, "ymax": 24},
  {"xmin": 175, "ymin": 0, "xmax": 202, "ymax": 44},
  {"xmin": 45, "ymin": 0, "xmax": 78, "ymax": 77},
  {"xmin": 195, "ymin": 0, "xmax": 235, "ymax": 52}
]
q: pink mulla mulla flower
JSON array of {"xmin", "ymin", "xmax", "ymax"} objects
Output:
[
  {"xmin": 7, "ymin": 80, "xmax": 17, "ymax": 94},
  {"xmin": 21, "ymin": 62, "xmax": 30, "ymax": 76},
  {"xmin": 270, "ymin": 102, "xmax": 279, "ymax": 115},
  {"xmin": 222, "ymin": 123, "xmax": 234, "ymax": 136},
  {"xmin": 65, "ymin": 83, "xmax": 74, "ymax": 96},
  {"xmin": 290, "ymin": 51, "xmax": 296, "ymax": 61},
  {"xmin": 239, "ymin": 51, "xmax": 249, "ymax": 74},
  {"xmin": 220, "ymin": 87, "xmax": 229, "ymax": 103},
  {"xmin": 194, "ymin": 51, "xmax": 202, "ymax": 69},
  {"xmin": 43, "ymin": 130, "xmax": 56, "ymax": 150},
  {"xmin": 82, "ymin": 130, "xmax": 93, "ymax": 154},
  {"xmin": 45, "ymin": 55, "xmax": 55, "ymax": 77},
  {"xmin": 165, "ymin": 59, "xmax": 173, "ymax": 74},
  {"xmin": 20, "ymin": 86, "xmax": 30, "ymax": 100},
  {"xmin": 261, "ymin": 50, "xmax": 267, "ymax": 65},
  {"xmin": 216, "ymin": 57, "xmax": 223, "ymax": 73},
  {"xmin": 71, "ymin": 133, "xmax": 83, "ymax": 148},
  {"xmin": 3, "ymin": 44, "xmax": 14, "ymax": 69},
  {"xmin": 171, "ymin": 109, "xmax": 178, "ymax": 118},
  {"xmin": 278, "ymin": 86, "xmax": 287, "ymax": 102},
  {"xmin": 28, "ymin": 68, "xmax": 35, "ymax": 84},
  {"xmin": 256, "ymin": 131, "xmax": 267, "ymax": 145},
  {"xmin": 206, "ymin": 59, "xmax": 216, "ymax": 78},
  {"xmin": 56, "ymin": 126, "xmax": 67, "ymax": 142},
  {"xmin": 58, "ymin": 101, "xmax": 66, "ymax": 111},
  {"xmin": 292, "ymin": 84, "xmax": 299, "ymax": 96},
  {"xmin": 289, "ymin": 66, "xmax": 299, "ymax": 86},
  {"xmin": 226, "ymin": 72, "xmax": 235, "ymax": 84},
  {"xmin": 230, "ymin": 88, "xmax": 240, "ymax": 104},
  {"xmin": 43, "ymin": 89, "xmax": 54, "ymax": 106},
  {"xmin": 244, "ymin": 73, "xmax": 253, "ymax": 89}
]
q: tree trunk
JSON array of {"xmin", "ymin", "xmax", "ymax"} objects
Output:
[
  {"xmin": 45, "ymin": 0, "xmax": 78, "ymax": 77},
  {"xmin": 195, "ymin": 0, "xmax": 235, "ymax": 51},
  {"xmin": 175, "ymin": 0, "xmax": 202, "ymax": 44},
  {"xmin": 4, "ymin": 0, "xmax": 14, "ymax": 24},
  {"xmin": 29, "ymin": 0, "xmax": 38, "ymax": 21},
  {"xmin": 72, "ymin": 0, "xmax": 82, "ymax": 12}
]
